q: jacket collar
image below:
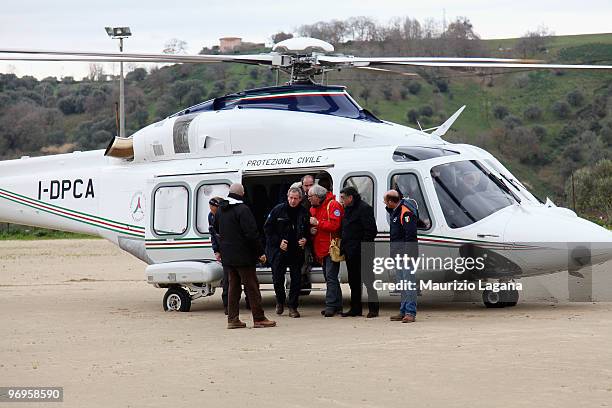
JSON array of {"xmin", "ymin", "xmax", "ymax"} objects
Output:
[{"xmin": 226, "ymin": 192, "xmax": 244, "ymax": 205}]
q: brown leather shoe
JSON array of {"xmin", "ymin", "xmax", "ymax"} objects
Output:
[
  {"xmin": 275, "ymin": 303, "xmax": 284, "ymax": 315},
  {"xmin": 366, "ymin": 311, "xmax": 379, "ymax": 318},
  {"xmin": 288, "ymin": 308, "xmax": 301, "ymax": 318},
  {"xmin": 401, "ymin": 314, "xmax": 416, "ymax": 323},
  {"xmin": 389, "ymin": 314, "xmax": 405, "ymax": 321},
  {"xmin": 227, "ymin": 320, "xmax": 247, "ymax": 329},
  {"xmin": 253, "ymin": 319, "xmax": 277, "ymax": 328}
]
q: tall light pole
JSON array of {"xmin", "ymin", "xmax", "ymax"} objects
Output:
[{"xmin": 105, "ymin": 26, "xmax": 131, "ymax": 138}]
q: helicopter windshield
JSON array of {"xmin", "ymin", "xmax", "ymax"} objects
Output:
[
  {"xmin": 431, "ymin": 160, "xmax": 516, "ymax": 229},
  {"xmin": 221, "ymin": 92, "xmax": 367, "ymax": 119}
]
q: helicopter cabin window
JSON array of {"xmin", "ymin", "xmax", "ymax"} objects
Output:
[
  {"xmin": 153, "ymin": 185, "xmax": 189, "ymax": 236},
  {"xmin": 195, "ymin": 183, "xmax": 230, "ymax": 235},
  {"xmin": 431, "ymin": 160, "xmax": 516, "ymax": 229},
  {"xmin": 390, "ymin": 173, "xmax": 432, "ymax": 230},
  {"xmin": 343, "ymin": 175, "xmax": 374, "ymax": 208}
]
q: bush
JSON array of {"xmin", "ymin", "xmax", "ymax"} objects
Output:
[
  {"xmin": 493, "ymin": 105, "xmax": 509, "ymax": 120},
  {"xmin": 551, "ymin": 100, "xmax": 571, "ymax": 119},
  {"xmin": 435, "ymin": 79, "xmax": 448, "ymax": 93},
  {"xmin": 523, "ymin": 105, "xmax": 542, "ymax": 121},
  {"xmin": 419, "ymin": 105, "xmax": 433, "ymax": 117},
  {"xmin": 126, "ymin": 68, "xmax": 147, "ymax": 82},
  {"xmin": 155, "ymin": 95, "xmax": 179, "ymax": 119},
  {"xmin": 532, "ymin": 125, "xmax": 547, "ymax": 139},
  {"xmin": 406, "ymin": 109, "xmax": 419, "ymax": 124},
  {"xmin": 507, "ymin": 127, "xmax": 541, "ymax": 164},
  {"xmin": 601, "ymin": 121, "xmax": 612, "ymax": 146},
  {"xmin": 566, "ymin": 160, "xmax": 612, "ymax": 225},
  {"xmin": 503, "ymin": 115, "xmax": 522, "ymax": 130},
  {"xmin": 381, "ymin": 86, "xmax": 393, "ymax": 101},
  {"xmin": 566, "ymin": 89, "xmax": 585, "ymax": 107},
  {"xmin": 56, "ymin": 96, "xmax": 84, "ymax": 115},
  {"xmin": 408, "ymin": 82, "xmax": 421, "ymax": 95}
]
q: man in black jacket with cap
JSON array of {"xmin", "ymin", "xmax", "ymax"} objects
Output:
[
  {"xmin": 264, "ymin": 187, "xmax": 309, "ymax": 318},
  {"xmin": 339, "ymin": 186, "xmax": 379, "ymax": 318},
  {"xmin": 215, "ymin": 183, "xmax": 276, "ymax": 329}
]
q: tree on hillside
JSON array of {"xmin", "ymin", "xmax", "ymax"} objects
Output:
[
  {"xmin": 566, "ymin": 159, "xmax": 612, "ymax": 225},
  {"xmin": 163, "ymin": 38, "xmax": 188, "ymax": 54},
  {"xmin": 297, "ymin": 20, "xmax": 349, "ymax": 45},
  {"xmin": 271, "ymin": 32, "xmax": 293, "ymax": 44},
  {"xmin": 440, "ymin": 17, "xmax": 483, "ymax": 56},
  {"xmin": 515, "ymin": 27, "xmax": 552, "ymax": 58}
]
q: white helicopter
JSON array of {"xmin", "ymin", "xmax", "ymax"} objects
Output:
[{"xmin": 0, "ymin": 37, "xmax": 611, "ymax": 311}]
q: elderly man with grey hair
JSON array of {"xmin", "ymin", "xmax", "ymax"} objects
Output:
[
  {"xmin": 215, "ymin": 183, "xmax": 276, "ymax": 329},
  {"xmin": 263, "ymin": 187, "xmax": 309, "ymax": 317},
  {"xmin": 308, "ymin": 183, "xmax": 344, "ymax": 317}
]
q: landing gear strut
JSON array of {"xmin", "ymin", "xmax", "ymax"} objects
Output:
[{"xmin": 482, "ymin": 288, "xmax": 519, "ymax": 308}]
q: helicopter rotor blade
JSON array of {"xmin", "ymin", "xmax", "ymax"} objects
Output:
[
  {"xmin": 0, "ymin": 48, "xmax": 275, "ymax": 65},
  {"xmin": 354, "ymin": 66, "xmax": 420, "ymax": 77},
  {"xmin": 317, "ymin": 55, "xmax": 612, "ymax": 70},
  {"xmin": 378, "ymin": 61, "xmax": 612, "ymax": 70},
  {"xmin": 317, "ymin": 56, "xmax": 544, "ymax": 65},
  {"xmin": 0, "ymin": 56, "xmax": 224, "ymax": 64}
]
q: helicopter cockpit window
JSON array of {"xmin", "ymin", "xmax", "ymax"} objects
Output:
[
  {"xmin": 390, "ymin": 173, "xmax": 432, "ymax": 230},
  {"xmin": 393, "ymin": 146, "xmax": 459, "ymax": 162},
  {"xmin": 431, "ymin": 160, "xmax": 516, "ymax": 229},
  {"xmin": 222, "ymin": 93, "xmax": 365, "ymax": 120},
  {"xmin": 484, "ymin": 158, "xmax": 545, "ymax": 204}
]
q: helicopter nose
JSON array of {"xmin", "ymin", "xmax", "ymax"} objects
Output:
[{"xmin": 504, "ymin": 207, "xmax": 612, "ymax": 268}]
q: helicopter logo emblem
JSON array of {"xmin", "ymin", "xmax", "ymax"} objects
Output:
[{"xmin": 130, "ymin": 192, "xmax": 146, "ymax": 222}]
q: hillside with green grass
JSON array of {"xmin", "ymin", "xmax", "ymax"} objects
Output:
[{"xmin": 0, "ymin": 31, "xmax": 611, "ymax": 231}]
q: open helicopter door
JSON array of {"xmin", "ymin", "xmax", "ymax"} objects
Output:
[{"xmin": 143, "ymin": 170, "xmax": 241, "ymax": 304}]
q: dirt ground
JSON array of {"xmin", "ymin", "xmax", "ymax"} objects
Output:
[{"xmin": 1, "ymin": 239, "xmax": 611, "ymax": 408}]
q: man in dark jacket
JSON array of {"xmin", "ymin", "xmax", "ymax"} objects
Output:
[
  {"xmin": 264, "ymin": 187, "xmax": 309, "ymax": 318},
  {"xmin": 208, "ymin": 196, "xmax": 247, "ymax": 315},
  {"xmin": 384, "ymin": 190, "xmax": 419, "ymax": 323},
  {"xmin": 300, "ymin": 174, "xmax": 315, "ymax": 211},
  {"xmin": 214, "ymin": 183, "xmax": 276, "ymax": 329},
  {"xmin": 339, "ymin": 186, "xmax": 379, "ymax": 318}
]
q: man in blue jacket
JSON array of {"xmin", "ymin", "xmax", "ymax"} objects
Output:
[
  {"xmin": 384, "ymin": 190, "xmax": 419, "ymax": 323},
  {"xmin": 264, "ymin": 187, "xmax": 309, "ymax": 318}
]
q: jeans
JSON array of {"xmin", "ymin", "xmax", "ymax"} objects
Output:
[
  {"xmin": 322, "ymin": 255, "xmax": 342, "ymax": 312},
  {"xmin": 397, "ymin": 265, "xmax": 417, "ymax": 317}
]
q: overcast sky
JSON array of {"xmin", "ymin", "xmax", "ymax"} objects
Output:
[{"xmin": 1, "ymin": 0, "xmax": 611, "ymax": 79}]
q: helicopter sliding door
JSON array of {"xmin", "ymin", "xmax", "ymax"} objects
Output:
[{"xmin": 145, "ymin": 171, "xmax": 240, "ymax": 264}]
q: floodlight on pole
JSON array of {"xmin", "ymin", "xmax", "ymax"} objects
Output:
[{"xmin": 105, "ymin": 26, "xmax": 131, "ymax": 138}]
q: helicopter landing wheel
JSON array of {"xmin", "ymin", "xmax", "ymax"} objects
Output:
[
  {"xmin": 163, "ymin": 287, "xmax": 192, "ymax": 312},
  {"xmin": 482, "ymin": 289, "xmax": 505, "ymax": 308},
  {"xmin": 502, "ymin": 289, "xmax": 519, "ymax": 307}
]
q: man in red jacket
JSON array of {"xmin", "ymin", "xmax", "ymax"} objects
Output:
[{"xmin": 307, "ymin": 184, "xmax": 344, "ymax": 317}]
